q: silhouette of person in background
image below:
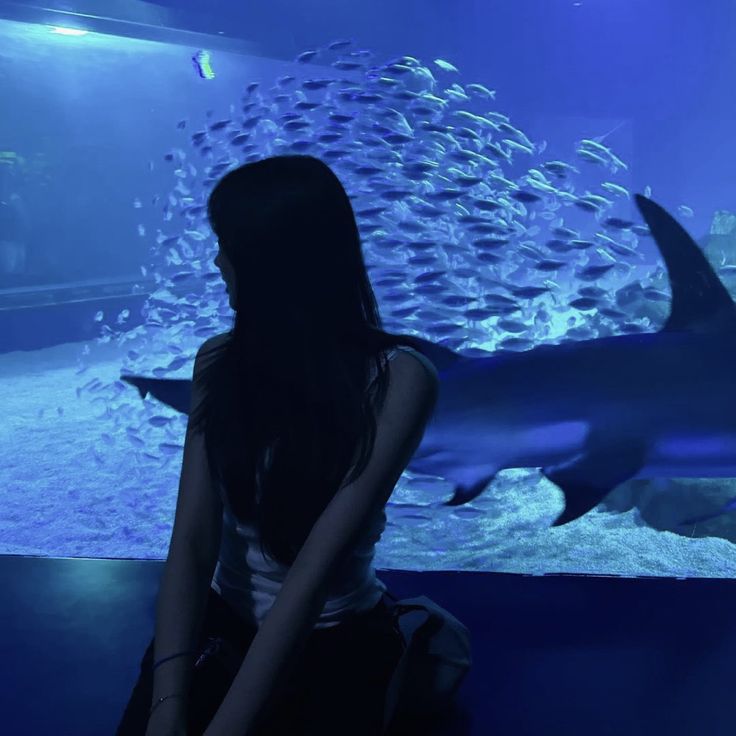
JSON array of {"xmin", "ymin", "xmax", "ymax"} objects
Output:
[{"xmin": 0, "ymin": 155, "xmax": 29, "ymax": 286}]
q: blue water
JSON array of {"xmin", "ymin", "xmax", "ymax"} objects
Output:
[{"xmin": 2, "ymin": 2, "xmax": 736, "ymax": 578}]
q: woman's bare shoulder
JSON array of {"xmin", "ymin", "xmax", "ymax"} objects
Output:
[
  {"xmin": 202, "ymin": 331, "xmax": 231, "ymax": 350},
  {"xmin": 211, "ymin": 331, "xmax": 231, "ymax": 347},
  {"xmin": 196, "ymin": 332, "xmax": 231, "ymax": 365}
]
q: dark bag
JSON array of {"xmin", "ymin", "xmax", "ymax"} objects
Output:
[
  {"xmin": 189, "ymin": 592, "xmax": 472, "ymax": 734},
  {"xmin": 381, "ymin": 591, "xmax": 472, "ymax": 732}
]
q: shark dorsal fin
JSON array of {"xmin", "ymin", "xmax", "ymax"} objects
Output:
[{"xmin": 635, "ymin": 194, "xmax": 736, "ymax": 333}]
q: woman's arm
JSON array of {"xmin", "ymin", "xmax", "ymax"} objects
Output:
[{"xmin": 203, "ymin": 547, "xmax": 336, "ymax": 735}]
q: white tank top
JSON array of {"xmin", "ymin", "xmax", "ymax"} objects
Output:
[{"xmin": 211, "ymin": 344, "xmax": 434, "ymax": 629}]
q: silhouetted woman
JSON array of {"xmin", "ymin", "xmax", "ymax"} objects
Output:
[{"xmin": 116, "ymin": 155, "xmax": 439, "ymax": 736}]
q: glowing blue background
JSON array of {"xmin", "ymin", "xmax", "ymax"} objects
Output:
[{"xmin": 2, "ymin": 0, "xmax": 736, "ymax": 577}]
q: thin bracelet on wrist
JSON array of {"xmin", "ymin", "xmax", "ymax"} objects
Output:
[
  {"xmin": 149, "ymin": 649, "xmax": 199, "ymax": 716},
  {"xmin": 152, "ymin": 650, "xmax": 197, "ymax": 671}
]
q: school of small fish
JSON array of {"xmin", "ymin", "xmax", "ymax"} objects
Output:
[{"xmin": 75, "ymin": 40, "xmax": 717, "ymax": 465}]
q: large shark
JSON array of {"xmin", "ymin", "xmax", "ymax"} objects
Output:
[{"xmin": 120, "ymin": 195, "xmax": 736, "ymax": 528}]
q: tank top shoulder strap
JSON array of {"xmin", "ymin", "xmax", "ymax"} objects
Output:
[
  {"xmin": 387, "ymin": 344, "xmax": 439, "ymax": 377},
  {"xmin": 368, "ymin": 343, "xmax": 438, "ymax": 389}
]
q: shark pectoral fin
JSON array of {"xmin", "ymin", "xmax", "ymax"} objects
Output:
[
  {"xmin": 544, "ymin": 439, "xmax": 648, "ymax": 526},
  {"xmin": 406, "ymin": 444, "xmax": 499, "ymax": 506},
  {"xmin": 443, "ymin": 467, "xmax": 499, "ymax": 506}
]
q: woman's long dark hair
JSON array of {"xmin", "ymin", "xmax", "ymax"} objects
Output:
[{"xmin": 189, "ymin": 155, "xmax": 424, "ymax": 567}]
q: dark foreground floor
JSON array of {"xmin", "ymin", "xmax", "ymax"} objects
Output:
[{"xmin": 2, "ymin": 555, "xmax": 735, "ymax": 735}]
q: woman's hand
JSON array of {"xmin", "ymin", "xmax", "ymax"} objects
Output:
[{"xmin": 145, "ymin": 698, "xmax": 189, "ymax": 736}]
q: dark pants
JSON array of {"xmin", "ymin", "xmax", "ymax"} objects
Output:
[{"xmin": 116, "ymin": 586, "xmax": 405, "ymax": 735}]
